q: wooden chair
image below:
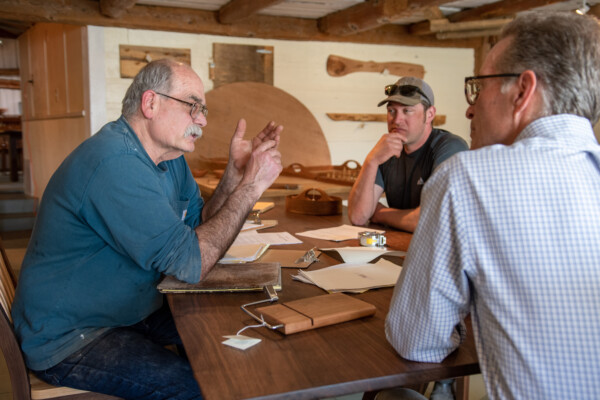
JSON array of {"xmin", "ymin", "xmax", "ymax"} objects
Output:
[{"xmin": 0, "ymin": 237, "xmax": 120, "ymax": 400}]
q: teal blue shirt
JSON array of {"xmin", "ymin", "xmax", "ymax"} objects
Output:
[{"xmin": 11, "ymin": 116, "xmax": 204, "ymax": 370}]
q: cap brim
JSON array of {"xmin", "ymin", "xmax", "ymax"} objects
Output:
[{"xmin": 377, "ymin": 95, "xmax": 422, "ymax": 107}]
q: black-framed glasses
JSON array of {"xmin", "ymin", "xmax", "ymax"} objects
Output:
[
  {"xmin": 385, "ymin": 84, "xmax": 431, "ymax": 105},
  {"xmin": 464, "ymin": 73, "xmax": 521, "ymax": 105},
  {"xmin": 156, "ymin": 92, "xmax": 208, "ymax": 118}
]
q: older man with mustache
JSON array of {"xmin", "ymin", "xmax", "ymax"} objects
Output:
[{"xmin": 12, "ymin": 59, "xmax": 283, "ymax": 399}]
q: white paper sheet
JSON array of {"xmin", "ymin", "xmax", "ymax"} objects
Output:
[
  {"xmin": 222, "ymin": 335, "xmax": 261, "ymax": 350},
  {"xmin": 233, "ymin": 230, "xmax": 302, "ymax": 246},
  {"xmin": 296, "ymin": 224, "xmax": 385, "ymax": 242},
  {"xmin": 241, "ymin": 222, "xmax": 263, "ymax": 231},
  {"xmin": 293, "ymin": 258, "xmax": 402, "ymax": 293},
  {"xmin": 320, "ymin": 246, "xmax": 406, "ymax": 264}
]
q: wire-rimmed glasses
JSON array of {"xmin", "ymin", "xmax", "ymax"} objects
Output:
[
  {"xmin": 464, "ymin": 73, "xmax": 521, "ymax": 105},
  {"xmin": 156, "ymin": 92, "xmax": 208, "ymax": 118}
]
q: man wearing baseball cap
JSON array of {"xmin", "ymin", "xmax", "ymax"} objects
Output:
[{"xmin": 348, "ymin": 76, "xmax": 467, "ymax": 233}]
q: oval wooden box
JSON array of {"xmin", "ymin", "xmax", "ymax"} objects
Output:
[{"xmin": 285, "ymin": 188, "xmax": 342, "ymax": 216}]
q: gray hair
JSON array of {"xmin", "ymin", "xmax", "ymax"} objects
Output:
[
  {"xmin": 497, "ymin": 11, "xmax": 600, "ymax": 125},
  {"xmin": 121, "ymin": 59, "xmax": 177, "ymax": 118}
]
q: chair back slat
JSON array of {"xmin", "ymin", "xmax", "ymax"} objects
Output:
[{"xmin": 0, "ymin": 237, "xmax": 15, "ymax": 322}]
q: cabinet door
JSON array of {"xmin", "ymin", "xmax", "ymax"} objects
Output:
[
  {"xmin": 19, "ymin": 23, "xmax": 87, "ymax": 120},
  {"xmin": 18, "ymin": 22, "xmax": 89, "ymax": 197}
]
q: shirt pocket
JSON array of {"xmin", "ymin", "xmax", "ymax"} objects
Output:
[{"xmin": 172, "ymin": 198, "xmax": 190, "ymax": 221}]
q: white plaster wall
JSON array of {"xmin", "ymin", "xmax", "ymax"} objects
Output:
[
  {"xmin": 88, "ymin": 26, "xmax": 107, "ymax": 135},
  {"xmin": 93, "ymin": 26, "xmax": 475, "ymax": 164}
]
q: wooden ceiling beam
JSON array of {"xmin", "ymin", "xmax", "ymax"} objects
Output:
[
  {"xmin": 448, "ymin": 0, "xmax": 566, "ymax": 23},
  {"xmin": 0, "ymin": 68, "xmax": 19, "ymax": 76},
  {"xmin": 318, "ymin": 0, "xmax": 455, "ymax": 36},
  {"xmin": 218, "ymin": 0, "xmax": 285, "ymax": 24},
  {"xmin": 411, "ymin": 17, "xmax": 512, "ymax": 36},
  {"xmin": 0, "ymin": 0, "xmax": 478, "ymax": 48},
  {"xmin": 0, "ymin": 78, "xmax": 19, "ymax": 90},
  {"xmin": 100, "ymin": 0, "xmax": 137, "ymax": 19}
]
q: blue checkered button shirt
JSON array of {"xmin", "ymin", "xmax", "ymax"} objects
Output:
[{"xmin": 385, "ymin": 114, "xmax": 600, "ymax": 399}]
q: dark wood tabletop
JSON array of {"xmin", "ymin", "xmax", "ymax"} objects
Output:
[{"xmin": 167, "ymin": 201, "xmax": 480, "ymax": 400}]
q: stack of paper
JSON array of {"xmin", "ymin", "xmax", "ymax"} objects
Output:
[
  {"xmin": 219, "ymin": 243, "xmax": 270, "ymax": 264},
  {"xmin": 293, "ymin": 258, "xmax": 402, "ymax": 293},
  {"xmin": 296, "ymin": 224, "xmax": 385, "ymax": 242}
]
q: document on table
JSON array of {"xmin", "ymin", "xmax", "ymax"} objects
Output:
[
  {"xmin": 219, "ymin": 243, "xmax": 270, "ymax": 264},
  {"xmin": 320, "ymin": 246, "xmax": 406, "ymax": 264},
  {"xmin": 233, "ymin": 229, "xmax": 302, "ymax": 246},
  {"xmin": 296, "ymin": 224, "xmax": 385, "ymax": 242},
  {"xmin": 292, "ymin": 258, "xmax": 402, "ymax": 293}
]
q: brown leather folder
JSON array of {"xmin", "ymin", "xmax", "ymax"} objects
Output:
[
  {"xmin": 157, "ymin": 262, "xmax": 281, "ymax": 293},
  {"xmin": 256, "ymin": 292, "xmax": 376, "ymax": 334}
]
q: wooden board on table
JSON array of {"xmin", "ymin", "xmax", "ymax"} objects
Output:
[{"xmin": 256, "ymin": 293, "xmax": 376, "ymax": 335}]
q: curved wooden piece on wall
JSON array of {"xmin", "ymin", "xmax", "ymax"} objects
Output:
[{"xmin": 185, "ymin": 81, "xmax": 331, "ymax": 170}]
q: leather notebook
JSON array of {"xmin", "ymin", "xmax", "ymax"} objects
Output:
[
  {"xmin": 255, "ymin": 292, "xmax": 376, "ymax": 334},
  {"xmin": 157, "ymin": 262, "xmax": 281, "ymax": 293}
]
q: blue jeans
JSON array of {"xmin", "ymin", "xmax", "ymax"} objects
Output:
[{"xmin": 34, "ymin": 301, "xmax": 203, "ymax": 399}]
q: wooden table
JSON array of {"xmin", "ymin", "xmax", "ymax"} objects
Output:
[{"xmin": 168, "ymin": 202, "xmax": 480, "ymax": 400}]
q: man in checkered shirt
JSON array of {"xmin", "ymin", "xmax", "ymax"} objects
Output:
[{"xmin": 381, "ymin": 11, "xmax": 600, "ymax": 400}]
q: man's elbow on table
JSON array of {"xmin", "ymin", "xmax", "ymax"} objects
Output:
[{"xmin": 384, "ymin": 316, "xmax": 460, "ymax": 364}]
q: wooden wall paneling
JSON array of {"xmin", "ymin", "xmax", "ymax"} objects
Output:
[
  {"xmin": 18, "ymin": 23, "xmax": 90, "ymax": 197},
  {"xmin": 46, "ymin": 24, "xmax": 69, "ymax": 116},
  {"xmin": 211, "ymin": 43, "xmax": 274, "ymax": 88},
  {"xmin": 64, "ymin": 24, "xmax": 87, "ymax": 114},
  {"xmin": 24, "ymin": 118, "xmax": 87, "ymax": 195},
  {"xmin": 18, "ymin": 31, "xmax": 33, "ymax": 120},
  {"xmin": 28, "ymin": 25, "xmax": 49, "ymax": 119}
]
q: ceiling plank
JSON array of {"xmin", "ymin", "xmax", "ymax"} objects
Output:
[
  {"xmin": 100, "ymin": 0, "xmax": 137, "ymax": 19},
  {"xmin": 219, "ymin": 0, "xmax": 285, "ymax": 24},
  {"xmin": 448, "ymin": 0, "xmax": 567, "ymax": 22},
  {"xmin": 318, "ymin": 0, "xmax": 455, "ymax": 36},
  {"xmin": 0, "ymin": 0, "xmax": 478, "ymax": 48}
]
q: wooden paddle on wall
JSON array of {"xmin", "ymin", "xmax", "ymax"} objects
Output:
[{"xmin": 327, "ymin": 55, "xmax": 425, "ymax": 78}]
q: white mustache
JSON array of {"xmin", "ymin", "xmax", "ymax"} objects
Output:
[{"xmin": 184, "ymin": 125, "xmax": 203, "ymax": 139}]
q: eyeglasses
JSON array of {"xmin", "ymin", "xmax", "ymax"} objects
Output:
[
  {"xmin": 385, "ymin": 84, "xmax": 431, "ymax": 105},
  {"xmin": 464, "ymin": 73, "xmax": 521, "ymax": 105},
  {"xmin": 156, "ymin": 92, "xmax": 208, "ymax": 118}
]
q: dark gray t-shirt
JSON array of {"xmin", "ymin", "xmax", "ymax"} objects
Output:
[{"xmin": 375, "ymin": 128, "xmax": 468, "ymax": 209}]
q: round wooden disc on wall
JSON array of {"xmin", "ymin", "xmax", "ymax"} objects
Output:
[{"xmin": 184, "ymin": 82, "xmax": 331, "ymax": 170}]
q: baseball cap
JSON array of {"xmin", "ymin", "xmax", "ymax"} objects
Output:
[{"xmin": 377, "ymin": 77, "xmax": 434, "ymax": 107}]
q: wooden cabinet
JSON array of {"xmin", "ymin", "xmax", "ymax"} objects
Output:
[
  {"xmin": 18, "ymin": 23, "xmax": 90, "ymax": 197},
  {"xmin": 20, "ymin": 23, "xmax": 88, "ymax": 120}
]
